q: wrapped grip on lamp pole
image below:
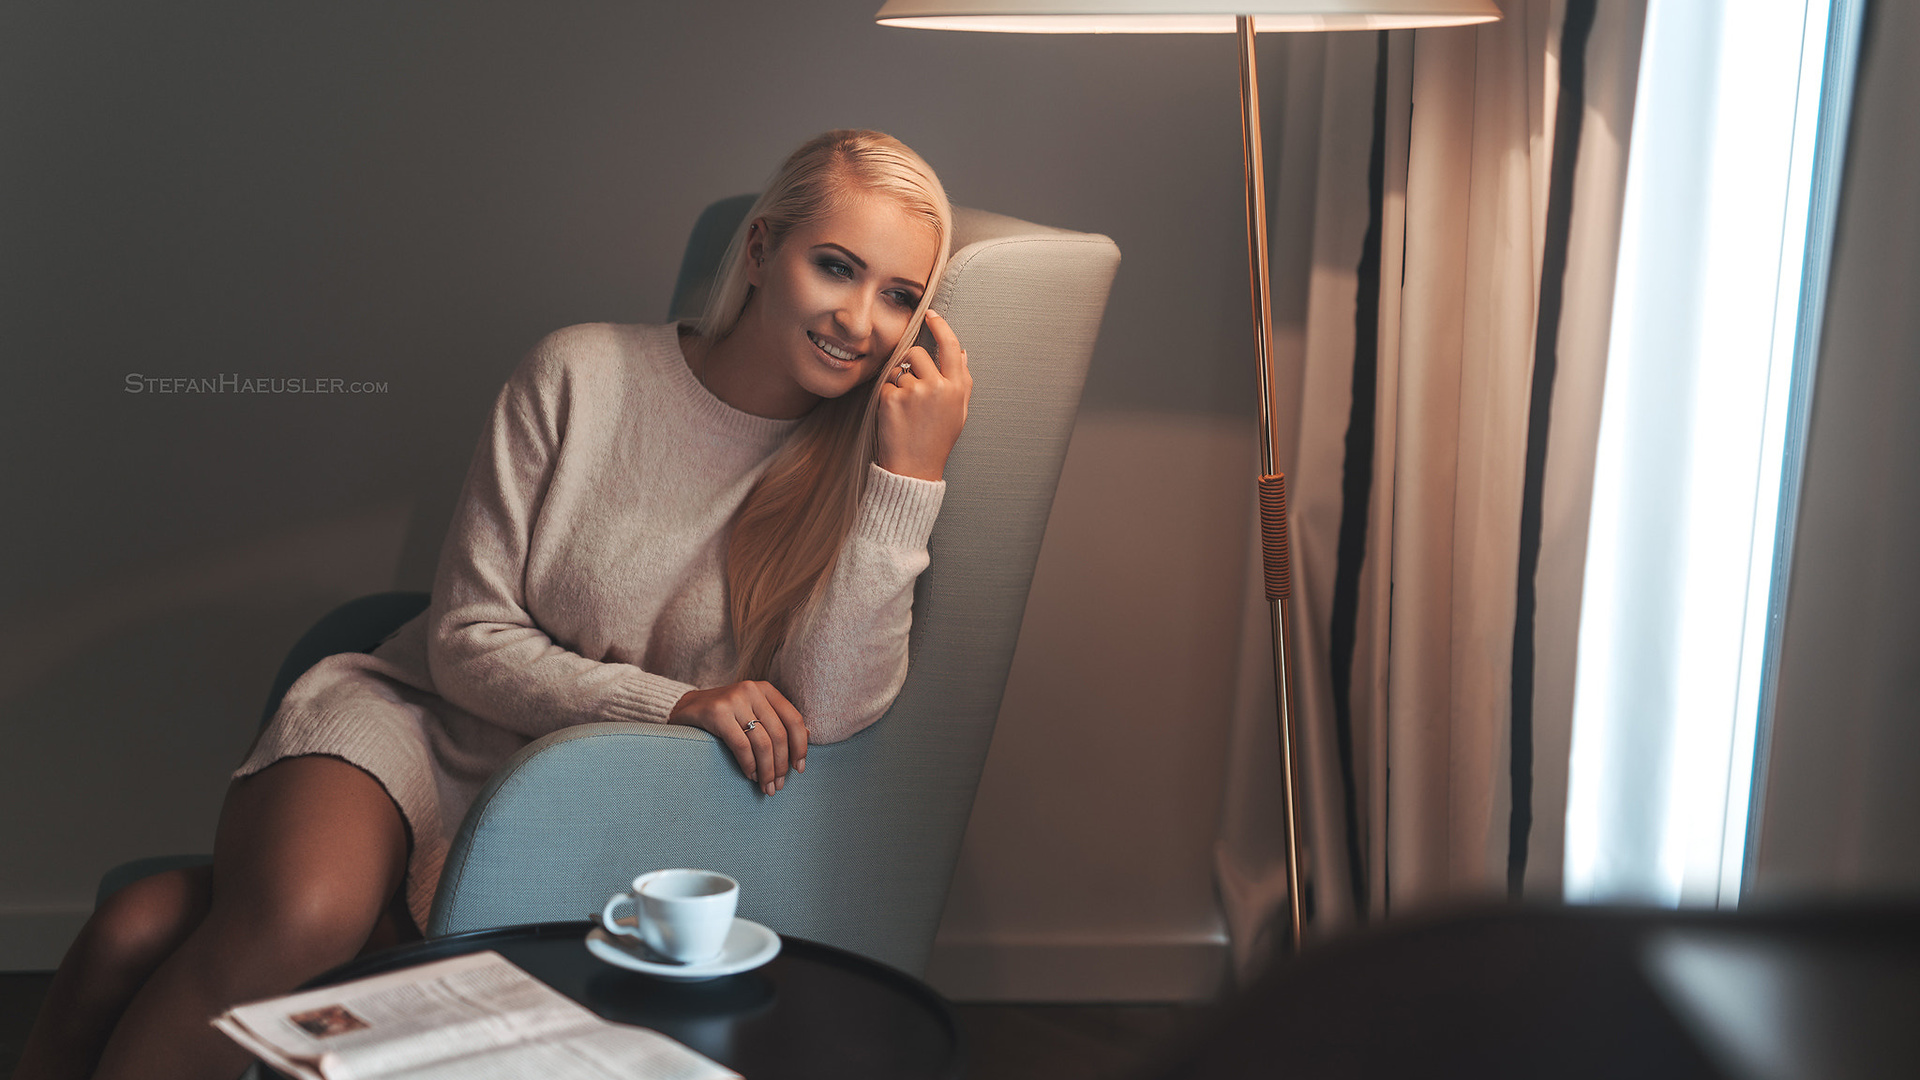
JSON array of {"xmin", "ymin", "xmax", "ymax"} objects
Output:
[{"xmin": 1259, "ymin": 473, "xmax": 1291, "ymax": 602}]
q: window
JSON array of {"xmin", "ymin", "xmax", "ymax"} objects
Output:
[{"xmin": 1564, "ymin": 0, "xmax": 1865, "ymax": 906}]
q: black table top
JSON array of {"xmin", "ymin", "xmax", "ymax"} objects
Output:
[{"xmin": 297, "ymin": 921, "xmax": 964, "ymax": 1080}]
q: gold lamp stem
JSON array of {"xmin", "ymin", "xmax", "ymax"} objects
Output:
[{"xmin": 1237, "ymin": 14, "xmax": 1305, "ymax": 954}]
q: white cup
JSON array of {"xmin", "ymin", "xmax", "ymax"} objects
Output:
[{"xmin": 601, "ymin": 868, "xmax": 739, "ymax": 964}]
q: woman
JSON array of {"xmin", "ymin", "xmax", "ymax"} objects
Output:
[{"xmin": 15, "ymin": 128, "xmax": 970, "ymax": 1080}]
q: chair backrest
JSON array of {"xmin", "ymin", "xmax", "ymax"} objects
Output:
[
  {"xmin": 429, "ymin": 199, "xmax": 1119, "ymax": 973},
  {"xmin": 690, "ymin": 198, "xmax": 1122, "ymax": 958}
]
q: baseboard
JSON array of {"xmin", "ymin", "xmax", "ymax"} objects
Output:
[
  {"xmin": 0, "ymin": 907, "xmax": 88, "ymax": 971},
  {"xmin": 4, "ymin": 909, "xmax": 1234, "ymax": 1001},
  {"xmin": 925, "ymin": 934, "xmax": 1229, "ymax": 1003}
]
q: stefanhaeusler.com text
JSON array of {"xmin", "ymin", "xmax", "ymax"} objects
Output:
[{"xmin": 124, "ymin": 373, "xmax": 390, "ymax": 394}]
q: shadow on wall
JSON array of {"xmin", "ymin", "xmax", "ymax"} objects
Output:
[{"xmin": 0, "ymin": 502, "xmax": 413, "ymax": 911}]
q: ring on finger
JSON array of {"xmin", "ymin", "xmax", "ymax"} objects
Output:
[{"xmin": 743, "ymin": 720, "xmax": 760, "ymax": 732}]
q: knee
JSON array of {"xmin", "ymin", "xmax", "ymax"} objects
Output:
[{"xmin": 71, "ymin": 867, "xmax": 210, "ymax": 984}]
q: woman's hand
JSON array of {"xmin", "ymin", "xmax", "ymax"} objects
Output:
[
  {"xmin": 668, "ymin": 681, "xmax": 808, "ymax": 795},
  {"xmin": 876, "ymin": 309, "xmax": 972, "ymax": 482}
]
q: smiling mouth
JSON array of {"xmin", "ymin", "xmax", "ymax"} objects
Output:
[{"xmin": 808, "ymin": 331, "xmax": 861, "ymax": 364}]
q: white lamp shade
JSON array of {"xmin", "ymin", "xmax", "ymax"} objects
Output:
[{"xmin": 875, "ymin": 0, "xmax": 1501, "ymax": 33}]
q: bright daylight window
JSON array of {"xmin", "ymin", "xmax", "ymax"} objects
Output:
[{"xmin": 1564, "ymin": 0, "xmax": 1865, "ymax": 907}]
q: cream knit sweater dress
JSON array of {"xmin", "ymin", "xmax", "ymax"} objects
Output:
[{"xmin": 235, "ymin": 322, "xmax": 945, "ymax": 930}]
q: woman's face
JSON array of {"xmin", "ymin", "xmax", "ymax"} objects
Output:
[{"xmin": 741, "ymin": 192, "xmax": 939, "ymax": 414}]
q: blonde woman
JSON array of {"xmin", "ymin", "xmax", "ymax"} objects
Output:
[{"xmin": 16, "ymin": 129, "xmax": 969, "ymax": 1080}]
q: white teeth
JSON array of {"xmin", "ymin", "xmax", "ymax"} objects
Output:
[{"xmin": 809, "ymin": 332, "xmax": 858, "ymax": 362}]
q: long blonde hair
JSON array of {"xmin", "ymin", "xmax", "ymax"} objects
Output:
[{"xmin": 700, "ymin": 130, "xmax": 953, "ymax": 680}]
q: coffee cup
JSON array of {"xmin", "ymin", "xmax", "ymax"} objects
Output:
[{"xmin": 601, "ymin": 868, "xmax": 739, "ymax": 964}]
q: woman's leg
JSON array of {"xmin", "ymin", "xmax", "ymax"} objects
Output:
[
  {"xmin": 9, "ymin": 867, "xmax": 213, "ymax": 1080},
  {"xmin": 89, "ymin": 755, "xmax": 411, "ymax": 1080}
]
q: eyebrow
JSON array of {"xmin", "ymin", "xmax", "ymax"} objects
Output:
[{"xmin": 814, "ymin": 243, "xmax": 927, "ymax": 292}]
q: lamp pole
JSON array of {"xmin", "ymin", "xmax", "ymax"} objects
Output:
[{"xmin": 1235, "ymin": 15, "xmax": 1305, "ymax": 953}]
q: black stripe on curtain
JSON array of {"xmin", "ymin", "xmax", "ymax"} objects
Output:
[
  {"xmin": 1509, "ymin": 0, "xmax": 1598, "ymax": 898},
  {"xmin": 1330, "ymin": 31, "xmax": 1392, "ymax": 922}
]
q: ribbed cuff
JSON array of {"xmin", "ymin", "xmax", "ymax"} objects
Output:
[
  {"xmin": 605, "ymin": 669, "xmax": 700, "ymax": 724},
  {"xmin": 859, "ymin": 464, "xmax": 945, "ymax": 547}
]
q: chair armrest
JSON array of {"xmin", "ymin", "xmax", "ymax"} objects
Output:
[
  {"xmin": 428, "ymin": 719, "xmax": 973, "ymax": 973},
  {"xmin": 429, "ymin": 723, "xmax": 731, "ymax": 933}
]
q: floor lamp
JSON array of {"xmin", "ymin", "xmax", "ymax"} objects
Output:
[{"xmin": 876, "ymin": 0, "xmax": 1500, "ymax": 953}]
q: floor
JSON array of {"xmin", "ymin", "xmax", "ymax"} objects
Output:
[
  {"xmin": 0, "ymin": 971, "xmax": 1211, "ymax": 1079},
  {"xmin": 1, "ymin": 974, "xmax": 49, "ymax": 1076},
  {"xmin": 953, "ymin": 1002, "xmax": 1211, "ymax": 1079}
]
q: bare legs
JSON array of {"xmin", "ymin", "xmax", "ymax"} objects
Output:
[
  {"xmin": 10, "ymin": 867, "xmax": 213, "ymax": 1080},
  {"xmin": 10, "ymin": 756, "xmax": 413, "ymax": 1080}
]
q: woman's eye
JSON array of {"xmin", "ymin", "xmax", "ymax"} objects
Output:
[
  {"xmin": 887, "ymin": 290, "xmax": 921, "ymax": 308},
  {"xmin": 816, "ymin": 258, "xmax": 854, "ymax": 280}
]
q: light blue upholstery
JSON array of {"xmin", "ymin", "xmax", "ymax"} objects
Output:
[{"xmin": 427, "ymin": 203, "xmax": 1121, "ymax": 974}]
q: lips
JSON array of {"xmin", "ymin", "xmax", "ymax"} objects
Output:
[{"xmin": 807, "ymin": 330, "xmax": 861, "ymax": 365}]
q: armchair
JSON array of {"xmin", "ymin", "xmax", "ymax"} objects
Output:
[
  {"xmin": 431, "ymin": 199, "xmax": 1119, "ymax": 974},
  {"xmin": 99, "ymin": 199, "xmax": 1120, "ymax": 978}
]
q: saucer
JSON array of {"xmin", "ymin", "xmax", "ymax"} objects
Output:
[{"xmin": 586, "ymin": 917, "xmax": 781, "ymax": 981}]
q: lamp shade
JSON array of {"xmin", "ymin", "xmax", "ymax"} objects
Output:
[{"xmin": 874, "ymin": 0, "xmax": 1501, "ymax": 33}]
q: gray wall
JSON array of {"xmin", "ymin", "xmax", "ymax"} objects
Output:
[
  {"xmin": 1752, "ymin": 1, "xmax": 1920, "ymax": 899},
  {"xmin": 0, "ymin": 0, "xmax": 1279, "ymax": 995}
]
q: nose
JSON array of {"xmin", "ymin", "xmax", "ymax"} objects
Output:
[{"xmin": 833, "ymin": 287, "xmax": 876, "ymax": 345}]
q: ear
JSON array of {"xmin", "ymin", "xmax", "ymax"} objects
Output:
[{"xmin": 744, "ymin": 217, "xmax": 771, "ymax": 288}]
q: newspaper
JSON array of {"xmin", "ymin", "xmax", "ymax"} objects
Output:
[{"xmin": 212, "ymin": 950, "xmax": 741, "ymax": 1080}]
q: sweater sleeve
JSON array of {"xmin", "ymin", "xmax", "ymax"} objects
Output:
[
  {"xmin": 423, "ymin": 334, "xmax": 696, "ymax": 737},
  {"xmin": 772, "ymin": 463, "xmax": 945, "ymax": 743}
]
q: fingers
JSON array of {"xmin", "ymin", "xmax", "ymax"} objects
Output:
[
  {"xmin": 729, "ymin": 691, "xmax": 784, "ymax": 796},
  {"xmin": 741, "ymin": 716, "xmax": 775, "ymax": 795},
  {"xmin": 746, "ymin": 689, "xmax": 789, "ymax": 795},
  {"xmin": 668, "ymin": 683, "xmax": 808, "ymax": 794},
  {"xmin": 923, "ymin": 310, "xmax": 969, "ymax": 383},
  {"xmin": 746, "ymin": 682, "xmax": 810, "ymax": 790},
  {"xmin": 888, "ymin": 309, "xmax": 957, "ymax": 387},
  {"xmin": 762, "ymin": 683, "xmax": 809, "ymax": 774},
  {"xmin": 874, "ymin": 308, "xmax": 971, "ymax": 482},
  {"xmin": 673, "ymin": 687, "xmax": 760, "ymax": 780},
  {"xmin": 717, "ymin": 722, "xmax": 758, "ymax": 783}
]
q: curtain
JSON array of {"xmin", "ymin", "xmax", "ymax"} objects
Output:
[{"xmin": 1215, "ymin": 0, "xmax": 1649, "ymax": 973}]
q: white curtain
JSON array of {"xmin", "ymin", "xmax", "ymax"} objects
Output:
[
  {"xmin": 1566, "ymin": 0, "xmax": 1864, "ymax": 909},
  {"xmin": 1216, "ymin": 0, "xmax": 1648, "ymax": 973}
]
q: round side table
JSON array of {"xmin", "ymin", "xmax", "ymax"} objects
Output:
[{"xmin": 291, "ymin": 921, "xmax": 963, "ymax": 1080}]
